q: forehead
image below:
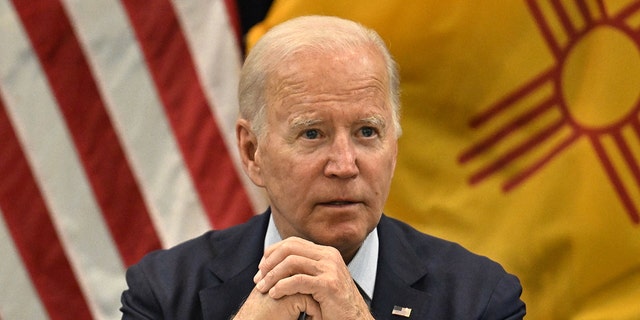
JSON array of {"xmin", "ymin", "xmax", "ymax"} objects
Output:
[{"xmin": 266, "ymin": 46, "xmax": 390, "ymax": 118}]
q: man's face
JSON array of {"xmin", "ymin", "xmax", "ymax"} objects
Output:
[{"xmin": 250, "ymin": 46, "xmax": 397, "ymax": 260}]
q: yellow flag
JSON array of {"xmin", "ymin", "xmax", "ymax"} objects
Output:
[{"xmin": 247, "ymin": 1, "xmax": 640, "ymax": 318}]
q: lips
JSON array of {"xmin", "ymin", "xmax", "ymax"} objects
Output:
[
  {"xmin": 319, "ymin": 200, "xmax": 360, "ymax": 206},
  {"xmin": 327, "ymin": 201, "xmax": 354, "ymax": 205}
]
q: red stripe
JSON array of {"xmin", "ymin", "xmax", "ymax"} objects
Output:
[
  {"xmin": 0, "ymin": 93, "xmax": 92, "ymax": 320},
  {"xmin": 469, "ymin": 117, "xmax": 568, "ymax": 185},
  {"xmin": 550, "ymin": 0, "xmax": 577, "ymax": 38},
  {"xmin": 459, "ymin": 96, "xmax": 556, "ymax": 163},
  {"xmin": 122, "ymin": 0, "xmax": 254, "ymax": 229},
  {"xmin": 11, "ymin": 0, "xmax": 161, "ymax": 265},
  {"xmin": 503, "ymin": 130, "xmax": 579, "ymax": 191},
  {"xmin": 223, "ymin": 0, "xmax": 243, "ymax": 52},
  {"xmin": 527, "ymin": 0, "xmax": 562, "ymax": 59},
  {"xmin": 617, "ymin": 1, "xmax": 640, "ymax": 21},
  {"xmin": 591, "ymin": 135, "xmax": 640, "ymax": 224},
  {"xmin": 469, "ymin": 69, "xmax": 555, "ymax": 128}
]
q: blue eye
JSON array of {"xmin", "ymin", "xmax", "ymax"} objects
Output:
[
  {"xmin": 304, "ymin": 129, "xmax": 320, "ymax": 139},
  {"xmin": 360, "ymin": 127, "xmax": 375, "ymax": 137}
]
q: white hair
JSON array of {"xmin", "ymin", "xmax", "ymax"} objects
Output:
[{"xmin": 238, "ymin": 15, "xmax": 402, "ymax": 138}]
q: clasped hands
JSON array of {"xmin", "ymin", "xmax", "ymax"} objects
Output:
[{"xmin": 232, "ymin": 237, "xmax": 373, "ymax": 320}]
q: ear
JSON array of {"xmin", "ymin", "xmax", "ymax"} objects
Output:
[{"xmin": 236, "ymin": 119, "xmax": 265, "ymax": 187}]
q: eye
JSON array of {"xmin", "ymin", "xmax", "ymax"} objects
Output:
[
  {"xmin": 303, "ymin": 129, "xmax": 320, "ymax": 139},
  {"xmin": 359, "ymin": 126, "xmax": 377, "ymax": 138}
]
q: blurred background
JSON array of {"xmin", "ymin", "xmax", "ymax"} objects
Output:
[{"xmin": 1, "ymin": 0, "xmax": 639, "ymax": 319}]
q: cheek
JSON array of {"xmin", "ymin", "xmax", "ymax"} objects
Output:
[
  {"xmin": 371, "ymin": 139, "xmax": 397, "ymax": 167},
  {"xmin": 365, "ymin": 146, "xmax": 397, "ymax": 195},
  {"xmin": 257, "ymin": 148, "xmax": 286, "ymax": 184},
  {"xmin": 383, "ymin": 142, "xmax": 398, "ymax": 178},
  {"xmin": 258, "ymin": 147, "xmax": 315, "ymax": 192}
]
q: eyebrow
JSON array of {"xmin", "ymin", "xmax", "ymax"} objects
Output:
[
  {"xmin": 289, "ymin": 117, "xmax": 323, "ymax": 130},
  {"xmin": 358, "ymin": 115, "xmax": 387, "ymax": 129},
  {"xmin": 289, "ymin": 115, "xmax": 387, "ymax": 130}
]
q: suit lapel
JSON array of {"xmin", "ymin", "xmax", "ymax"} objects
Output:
[
  {"xmin": 198, "ymin": 212, "xmax": 270, "ymax": 319},
  {"xmin": 195, "ymin": 212, "xmax": 433, "ymax": 318},
  {"xmin": 199, "ymin": 267, "xmax": 257, "ymax": 318},
  {"xmin": 372, "ymin": 264, "xmax": 431, "ymax": 319},
  {"xmin": 371, "ymin": 215, "xmax": 432, "ymax": 319}
]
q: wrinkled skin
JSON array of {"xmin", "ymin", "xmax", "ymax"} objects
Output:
[{"xmin": 234, "ymin": 44, "xmax": 396, "ymax": 319}]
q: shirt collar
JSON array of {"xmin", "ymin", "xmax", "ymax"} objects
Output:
[{"xmin": 264, "ymin": 213, "xmax": 378, "ymax": 300}]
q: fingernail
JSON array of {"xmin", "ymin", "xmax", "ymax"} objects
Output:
[
  {"xmin": 256, "ymin": 279, "xmax": 265, "ymax": 291},
  {"xmin": 253, "ymin": 270, "xmax": 262, "ymax": 283}
]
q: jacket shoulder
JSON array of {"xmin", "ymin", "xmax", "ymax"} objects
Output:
[
  {"xmin": 121, "ymin": 214, "xmax": 268, "ymax": 319},
  {"xmin": 380, "ymin": 215, "xmax": 508, "ymax": 276},
  {"xmin": 378, "ymin": 215, "xmax": 526, "ymax": 319}
]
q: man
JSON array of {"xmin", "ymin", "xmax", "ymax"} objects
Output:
[{"xmin": 120, "ymin": 15, "xmax": 526, "ymax": 319}]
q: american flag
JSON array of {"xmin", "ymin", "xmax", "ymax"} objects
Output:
[
  {"xmin": 391, "ymin": 305, "xmax": 412, "ymax": 318},
  {"xmin": 0, "ymin": 0, "xmax": 266, "ymax": 319}
]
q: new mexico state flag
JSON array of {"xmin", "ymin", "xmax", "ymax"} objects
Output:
[{"xmin": 247, "ymin": 1, "xmax": 640, "ymax": 319}]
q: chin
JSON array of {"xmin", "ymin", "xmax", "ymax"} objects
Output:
[
  {"xmin": 305, "ymin": 213, "xmax": 375, "ymax": 252},
  {"xmin": 313, "ymin": 227, "xmax": 367, "ymax": 257}
]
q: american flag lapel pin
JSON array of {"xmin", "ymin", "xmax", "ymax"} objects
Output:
[{"xmin": 392, "ymin": 305, "xmax": 412, "ymax": 317}]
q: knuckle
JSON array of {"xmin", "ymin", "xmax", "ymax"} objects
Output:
[
  {"xmin": 280, "ymin": 241, "xmax": 296, "ymax": 254},
  {"xmin": 325, "ymin": 276, "xmax": 341, "ymax": 292},
  {"xmin": 325, "ymin": 246, "xmax": 342, "ymax": 260}
]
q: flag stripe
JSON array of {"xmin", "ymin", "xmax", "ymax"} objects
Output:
[
  {"xmin": 613, "ymin": 129, "xmax": 640, "ymax": 190},
  {"xmin": 503, "ymin": 129, "xmax": 580, "ymax": 191},
  {"xmin": 0, "ymin": 0, "xmax": 260, "ymax": 317},
  {"xmin": 550, "ymin": 0, "xmax": 577, "ymax": 38},
  {"xmin": 590, "ymin": 0, "xmax": 608, "ymax": 20},
  {"xmin": 170, "ymin": 0, "xmax": 267, "ymax": 212},
  {"xmin": 527, "ymin": 0, "xmax": 563, "ymax": 58},
  {"xmin": 618, "ymin": 1, "xmax": 640, "ymax": 21},
  {"xmin": 605, "ymin": 128, "xmax": 640, "ymax": 223},
  {"xmin": 0, "ymin": 1, "xmax": 129, "ymax": 317},
  {"xmin": 0, "ymin": 94, "xmax": 91, "ymax": 319},
  {"xmin": 121, "ymin": 0, "xmax": 254, "ymax": 229},
  {"xmin": 0, "ymin": 211, "xmax": 49, "ymax": 320},
  {"xmin": 591, "ymin": 135, "xmax": 640, "ymax": 223},
  {"xmin": 222, "ymin": 0, "xmax": 242, "ymax": 50},
  {"xmin": 459, "ymin": 96, "xmax": 556, "ymax": 163},
  {"xmin": 469, "ymin": 69, "xmax": 555, "ymax": 128},
  {"xmin": 11, "ymin": 0, "xmax": 162, "ymax": 266},
  {"xmin": 60, "ymin": 0, "xmax": 211, "ymax": 247},
  {"xmin": 469, "ymin": 117, "xmax": 568, "ymax": 185}
]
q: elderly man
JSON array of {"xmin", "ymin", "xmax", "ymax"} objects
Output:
[{"xmin": 120, "ymin": 15, "xmax": 526, "ymax": 319}]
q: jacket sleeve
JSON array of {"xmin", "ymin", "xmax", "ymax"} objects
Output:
[
  {"xmin": 482, "ymin": 272, "xmax": 526, "ymax": 320},
  {"xmin": 120, "ymin": 262, "xmax": 163, "ymax": 320}
]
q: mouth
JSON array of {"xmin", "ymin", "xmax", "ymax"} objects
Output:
[{"xmin": 318, "ymin": 200, "xmax": 360, "ymax": 207}]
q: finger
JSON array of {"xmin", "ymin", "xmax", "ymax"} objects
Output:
[
  {"xmin": 255, "ymin": 254, "xmax": 320, "ymax": 293},
  {"xmin": 300, "ymin": 295, "xmax": 323, "ymax": 320},
  {"xmin": 276, "ymin": 279, "xmax": 371, "ymax": 320},
  {"xmin": 261, "ymin": 237, "xmax": 325, "ymax": 269},
  {"xmin": 255, "ymin": 238, "xmax": 322, "ymax": 284},
  {"xmin": 259, "ymin": 237, "xmax": 341, "ymax": 280},
  {"xmin": 269, "ymin": 271, "xmax": 364, "ymax": 307},
  {"xmin": 267, "ymin": 271, "xmax": 353, "ymax": 301},
  {"xmin": 234, "ymin": 288, "xmax": 321, "ymax": 320},
  {"xmin": 267, "ymin": 273, "xmax": 317, "ymax": 299}
]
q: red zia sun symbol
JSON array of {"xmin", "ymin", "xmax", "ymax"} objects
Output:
[{"xmin": 459, "ymin": 0, "xmax": 640, "ymax": 224}]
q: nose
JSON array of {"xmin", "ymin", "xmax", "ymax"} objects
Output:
[{"xmin": 324, "ymin": 133, "xmax": 359, "ymax": 179}]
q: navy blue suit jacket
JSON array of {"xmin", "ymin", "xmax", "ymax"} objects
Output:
[{"xmin": 121, "ymin": 211, "xmax": 526, "ymax": 319}]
